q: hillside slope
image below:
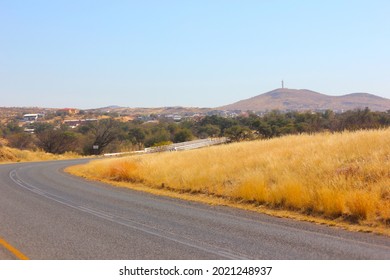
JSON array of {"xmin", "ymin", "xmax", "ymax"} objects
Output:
[
  {"xmin": 220, "ymin": 88, "xmax": 390, "ymax": 112},
  {"xmin": 0, "ymin": 145, "xmax": 79, "ymax": 163},
  {"xmin": 69, "ymin": 129, "xmax": 390, "ymax": 233}
]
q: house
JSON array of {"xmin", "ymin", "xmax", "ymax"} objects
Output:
[
  {"xmin": 23, "ymin": 114, "xmax": 38, "ymax": 122},
  {"xmin": 23, "ymin": 128, "xmax": 35, "ymax": 133},
  {"xmin": 173, "ymin": 115, "xmax": 182, "ymax": 122},
  {"xmin": 63, "ymin": 120, "xmax": 82, "ymax": 128},
  {"xmin": 63, "ymin": 118, "xmax": 98, "ymax": 128}
]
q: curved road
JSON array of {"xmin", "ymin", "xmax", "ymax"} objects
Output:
[{"xmin": 0, "ymin": 159, "xmax": 389, "ymax": 259}]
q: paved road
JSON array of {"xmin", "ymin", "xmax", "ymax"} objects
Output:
[{"xmin": 0, "ymin": 159, "xmax": 389, "ymax": 259}]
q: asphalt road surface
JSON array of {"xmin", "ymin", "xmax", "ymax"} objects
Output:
[{"xmin": 0, "ymin": 159, "xmax": 389, "ymax": 259}]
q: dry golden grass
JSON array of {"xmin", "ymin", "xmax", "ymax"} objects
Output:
[
  {"xmin": 0, "ymin": 146, "xmax": 80, "ymax": 163},
  {"xmin": 67, "ymin": 129, "xmax": 390, "ymax": 233}
]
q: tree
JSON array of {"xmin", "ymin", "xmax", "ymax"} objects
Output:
[
  {"xmin": 197, "ymin": 124, "xmax": 221, "ymax": 138},
  {"xmin": 224, "ymin": 125, "xmax": 252, "ymax": 142},
  {"xmin": 30, "ymin": 122, "xmax": 54, "ymax": 134},
  {"xmin": 173, "ymin": 128, "xmax": 193, "ymax": 143},
  {"xmin": 252, "ymin": 120, "xmax": 273, "ymax": 138},
  {"xmin": 3, "ymin": 120, "xmax": 23, "ymax": 136},
  {"xmin": 7, "ymin": 133, "xmax": 35, "ymax": 150},
  {"xmin": 125, "ymin": 126, "xmax": 147, "ymax": 150},
  {"xmin": 36, "ymin": 129, "xmax": 80, "ymax": 154},
  {"xmin": 86, "ymin": 118, "xmax": 120, "ymax": 155},
  {"xmin": 199, "ymin": 115, "xmax": 238, "ymax": 133},
  {"xmin": 128, "ymin": 127, "xmax": 146, "ymax": 145},
  {"xmin": 144, "ymin": 129, "xmax": 170, "ymax": 147}
]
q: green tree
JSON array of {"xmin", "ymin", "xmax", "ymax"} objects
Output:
[
  {"xmin": 224, "ymin": 125, "xmax": 252, "ymax": 142},
  {"xmin": 128, "ymin": 127, "xmax": 146, "ymax": 145},
  {"xmin": 30, "ymin": 122, "xmax": 54, "ymax": 134},
  {"xmin": 4, "ymin": 120, "xmax": 23, "ymax": 136},
  {"xmin": 197, "ymin": 124, "xmax": 221, "ymax": 138},
  {"xmin": 144, "ymin": 129, "xmax": 170, "ymax": 147},
  {"xmin": 252, "ymin": 120, "xmax": 273, "ymax": 138},
  {"xmin": 173, "ymin": 128, "xmax": 193, "ymax": 143}
]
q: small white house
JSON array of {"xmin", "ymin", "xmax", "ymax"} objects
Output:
[
  {"xmin": 173, "ymin": 115, "xmax": 182, "ymax": 122},
  {"xmin": 23, "ymin": 114, "xmax": 39, "ymax": 122}
]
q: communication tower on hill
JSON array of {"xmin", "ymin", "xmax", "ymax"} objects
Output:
[{"xmin": 281, "ymin": 80, "xmax": 284, "ymax": 89}]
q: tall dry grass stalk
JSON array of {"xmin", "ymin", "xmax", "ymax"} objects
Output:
[{"xmin": 74, "ymin": 129, "xmax": 390, "ymax": 226}]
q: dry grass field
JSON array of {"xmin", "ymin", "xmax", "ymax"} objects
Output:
[
  {"xmin": 0, "ymin": 145, "xmax": 80, "ymax": 163},
  {"xmin": 68, "ymin": 129, "xmax": 390, "ymax": 232}
]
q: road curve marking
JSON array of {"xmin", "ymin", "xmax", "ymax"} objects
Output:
[
  {"xmin": 8, "ymin": 168, "xmax": 248, "ymax": 259},
  {"xmin": 9, "ymin": 164, "xmax": 390, "ymax": 258},
  {"xmin": 0, "ymin": 237, "xmax": 29, "ymax": 260}
]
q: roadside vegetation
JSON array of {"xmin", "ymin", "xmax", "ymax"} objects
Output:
[
  {"xmin": 68, "ymin": 128, "xmax": 390, "ymax": 234},
  {"xmin": 0, "ymin": 145, "xmax": 79, "ymax": 163},
  {"xmin": 1, "ymin": 107, "xmax": 390, "ymax": 156}
]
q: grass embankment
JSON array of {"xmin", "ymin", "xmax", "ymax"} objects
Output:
[
  {"xmin": 67, "ymin": 129, "xmax": 390, "ymax": 234},
  {"xmin": 0, "ymin": 146, "xmax": 79, "ymax": 163}
]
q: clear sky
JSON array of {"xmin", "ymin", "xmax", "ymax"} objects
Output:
[{"xmin": 1, "ymin": 0, "xmax": 389, "ymax": 109}]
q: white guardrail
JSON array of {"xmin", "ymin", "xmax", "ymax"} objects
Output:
[{"xmin": 103, "ymin": 138, "xmax": 228, "ymax": 157}]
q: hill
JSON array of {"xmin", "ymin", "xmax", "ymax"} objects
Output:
[{"xmin": 220, "ymin": 88, "xmax": 390, "ymax": 112}]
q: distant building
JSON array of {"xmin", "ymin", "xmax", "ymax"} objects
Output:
[
  {"xmin": 63, "ymin": 118, "xmax": 98, "ymax": 128},
  {"xmin": 173, "ymin": 115, "xmax": 182, "ymax": 122},
  {"xmin": 23, "ymin": 113, "xmax": 44, "ymax": 123},
  {"xmin": 23, "ymin": 128, "xmax": 35, "ymax": 133},
  {"xmin": 63, "ymin": 120, "xmax": 82, "ymax": 128},
  {"xmin": 23, "ymin": 114, "xmax": 38, "ymax": 122}
]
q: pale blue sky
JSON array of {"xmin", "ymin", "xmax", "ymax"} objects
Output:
[{"xmin": 1, "ymin": 0, "xmax": 389, "ymax": 109}]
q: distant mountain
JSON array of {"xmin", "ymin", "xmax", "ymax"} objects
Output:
[
  {"xmin": 219, "ymin": 88, "xmax": 390, "ymax": 112},
  {"xmin": 96, "ymin": 105, "xmax": 123, "ymax": 110}
]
